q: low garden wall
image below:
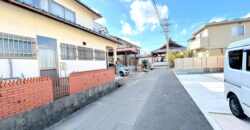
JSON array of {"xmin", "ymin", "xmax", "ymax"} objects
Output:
[
  {"xmin": 0, "ymin": 69, "xmax": 116, "ymax": 130},
  {"xmin": 69, "ymin": 69, "xmax": 115, "ymax": 95},
  {"xmin": 0, "ymin": 76, "xmax": 53, "ymax": 120}
]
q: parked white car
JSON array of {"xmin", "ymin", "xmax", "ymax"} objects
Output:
[{"xmin": 224, "ymin": 38, "xmax": 250, "ymax": 119}]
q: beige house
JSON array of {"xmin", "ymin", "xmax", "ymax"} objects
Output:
[
  {"xmin": 0, "ymin": 0, "xmax": 120, "ymax": 79},
  {"xmin": 109, "ymin": 36, "xmax": 140, "ymax": 69},
  {"xmin": 188, "ymin": 17, "xmax": 250, "ymax": 57}
]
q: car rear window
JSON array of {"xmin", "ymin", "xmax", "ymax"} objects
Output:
[{"xmin": 229, "ymin": 50, "xmax": 243, "ymax": 70}]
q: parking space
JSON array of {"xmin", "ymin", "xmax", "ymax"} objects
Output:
[{"xmin": 176, "ymin": 73, "xmax": 250, "ymax": 130}]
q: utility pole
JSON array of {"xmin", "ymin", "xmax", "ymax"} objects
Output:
[{"xmin": 151, "ymin": 0, "xmax": 170, "ymax": 67}]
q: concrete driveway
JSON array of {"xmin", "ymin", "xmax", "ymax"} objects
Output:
[
  {"xmin": 176, "ymin": 73, "xmax": 250, "ymax": 130},
  {"xmin": 48, "ymin": 69, "xmax": 212, "ymax": 130}
]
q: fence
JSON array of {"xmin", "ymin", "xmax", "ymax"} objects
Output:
[
  {"xmin": 52, "ymin": 77, "xmax": 69, "ymax": 100},
  {"xmin": 0, "ymin": 69, "xmax": 115, "ymax": 120},
  {"xmin": 174, "ymin": 56, "xmax": 225, "ymax": 69}
]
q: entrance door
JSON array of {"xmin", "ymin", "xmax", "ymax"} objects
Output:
[{"xmin": 37, "ymin": 36, "xmax": 57, "ymax": 78}]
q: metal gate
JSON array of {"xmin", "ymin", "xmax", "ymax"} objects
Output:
[{"xmin": 52, "ymin": 77, "xmax": 69, "ymax": 100}]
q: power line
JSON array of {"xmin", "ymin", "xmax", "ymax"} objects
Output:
[{"xmin": 151, "ymin": 0, "xmax": 170, "ymax": 67}]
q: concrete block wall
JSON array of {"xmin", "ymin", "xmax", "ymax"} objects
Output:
[
  {"xmin": 69, "ymin": 69, "xmax": 115, "ymax": 95},
  {"xmin": 175, "ymin": 56, "xmax": 225, "ymax": 69},
  {"xmin": 0, "ymin": 76, "xmax": 53, "ymax": 120}
]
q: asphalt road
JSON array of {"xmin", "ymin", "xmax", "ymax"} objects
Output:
[{"xmin": 48, "ymin": 69, "xmax": 212, "ymax": 130}]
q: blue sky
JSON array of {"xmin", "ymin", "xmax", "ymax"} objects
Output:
[{"xmin": 82, "ymin": 0, "xmax": 250, "ymax": 54}]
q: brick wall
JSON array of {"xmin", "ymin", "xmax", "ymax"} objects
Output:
[
  {"xmin": 0, "ymin": 76, "xmax": 53, "ymax": 120},
  {"xmin": 69, "ymin": 69, "xmax": 115, "ymax": 95}
]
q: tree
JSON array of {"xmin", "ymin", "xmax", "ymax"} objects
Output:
[
  {"xmin": 184, "ymin": 49, "xmax": 193, "ymax": 58},
  {"xmin": 166, "ymin": 51, "xmax": 184, "ymax": 67}
]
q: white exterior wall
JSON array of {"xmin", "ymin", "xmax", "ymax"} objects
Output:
[
  {"xmin": 0, "ymin": 59, "xmax": 39, "ymax": 79},
  {"xmin": 0, "ymin": 1, "xmax": 117, "ymax": 79},
  {"xmin": 59, "ymin": 60, "xmax": 106, "ymax": 77}
]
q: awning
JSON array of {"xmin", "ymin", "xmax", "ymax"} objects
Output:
[{"xmin": 109, "ymin": 47, "xmax": 139, "ymax": 55}]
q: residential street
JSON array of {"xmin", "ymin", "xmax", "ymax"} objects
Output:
[{"xmin": 49, "ymin": 69, "xmax": 212, "ymax": 130}]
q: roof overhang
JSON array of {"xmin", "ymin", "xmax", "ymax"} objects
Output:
[
  {"xmin": 192, "ymin": 18, "xmax": 250, "ymax": 35},
  {"xmin": 109, "ymin": 47, "xmax": 139, "ymax": 55},
  {"xmin": 6, "ymin": 0, "xmax": 121, "ymax": 45}
]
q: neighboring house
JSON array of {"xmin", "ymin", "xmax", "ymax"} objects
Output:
[
  {"xmin": 109, "ymin": 36, "xmax": 140, "ymax": 70},
  {"xmin": 188, "ymin": 17, "xmax": 250, "ymax": 57},
  {"xmin": 151, "ymin": 40, "xmax": 186, "ymax": 66},
  {"xmin": 0, "ymin": 0, "xmax": 121, "ymax": 79},
  {"xmin": 138, "ymin": 54, "xmax": 154, "ymax": 67}
]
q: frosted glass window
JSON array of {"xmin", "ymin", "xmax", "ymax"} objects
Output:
[{"xmin": 39, "ymin": 48, "xmax": 56, "ymax": 69}]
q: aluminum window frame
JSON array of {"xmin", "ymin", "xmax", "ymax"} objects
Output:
[
  {"xmin": 60, "ymin": 43, "xmax": 76, "ymax": 60},
  {"xmin": 0, "ymin": 32, "xmax": 36, "ymax": 59},
  {"xmin": 78, "ymin": 46, "xmax": 93, "ymax": 60},
  {"xmin": 94, "ymin": 49, "xmax": 105, "ymax": 61}
]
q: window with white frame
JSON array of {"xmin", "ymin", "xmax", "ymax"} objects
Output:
[
  {"xmin": 78, "ymin": 47, "xmax": 93, "ymax": 60},
  {"xmin": 0, "ymin": 32, "xmax": 36, "ymax": 58},
  {"xmin": 60, "ymin": 44, "xmax": 76, "ymax": 60},
  {"xmin": 94, "ymin": 49, "xmax": 105, "ymax": 61},
  {"xmin": 232, "ymin": 25, "xmax": 245, "ymax": 36}
]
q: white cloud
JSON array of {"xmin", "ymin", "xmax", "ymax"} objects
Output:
[
  {"xmin": 120, "ymin": 20, "xmax": 137, "ymax": 35},
  {"xmin": 141, "ymin": 48, "xmax": 149, "ymax": 54},
  {"xmin": 120, "ymin": 37, "xmax": 140, "ymax": 46},
  {"xmin": 243, "ymin": 13, "xmax": 250, "ymax": 18},
  {"xmin": 181, "ymin": 28, "xmax": 187, "ymax": 35},
  {"xmin": 130, "ymin": 0, "xmax": 168, "ymax": 32},
  {"xmin": 151, "ymin": 25, "xmax": 157, "ymax": 31},
  {"xmin": 174, "ymin": 24, "xmax": 178, "ymax": 29},
  {"xmin": 95, "ymin": 18, "xmax": 106, "ymax": 25},
  {"xmin": 209, "ymin": 17, "xmax": 226, "ymax": 23}
]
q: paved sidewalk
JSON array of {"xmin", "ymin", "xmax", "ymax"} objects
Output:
[
  {"xmin": 176, "ymin": 73, "xmax": 250, "ymax": 130},
  {"xmin": 48, "ymin": 69, "xmax": 212, "ymax": 130}
]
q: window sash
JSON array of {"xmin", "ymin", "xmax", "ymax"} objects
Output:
[
  {"xmin": 232, "ymin": 25, "xmax": 245, "ymax": 36},
  {"xmin": 61, "ymin": 44, "xmax": 76, "ymax": 60},
  {"xmin": 0, "ymin": 32, "xmax": 36, "ymax": 58},
  {"xmin": 50, "ymin": 1, "xmax": 64, "ymax": 18},
  {"xmin": 95, "ymin": 49, "xmax": 105, "ymax": 61},
  {"xmin": 78, "ymin": 47, "xmax": 93, "ymax": 60},
  {"xmin": 65, "ymin": 8, "xmax": 76, "ymax": 22}
]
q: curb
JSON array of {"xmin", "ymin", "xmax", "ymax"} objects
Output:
[{"xmin": 173, "ymin": 71, "xmax": 222, "ymax": 130}]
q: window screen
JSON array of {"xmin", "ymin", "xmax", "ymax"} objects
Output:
[
  {"xmin": 94, "ymin": 49, "xmax": 105, "ymax": 61},
  {"xmin": 229, "ymin": 50, "xmax": 243, "ymax": 70},
  {"xmin": 78, "ymin": 47, "xmax": 93, "ymax": 60}
]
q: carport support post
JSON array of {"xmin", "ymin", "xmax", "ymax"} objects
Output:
[
  {"xmin": 125, "ymin": 51, "xmax": 128, "ymax": 66},
  {"xmin": 135, "ymin": 54, "xmax": 137, "ymax": 71}
]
